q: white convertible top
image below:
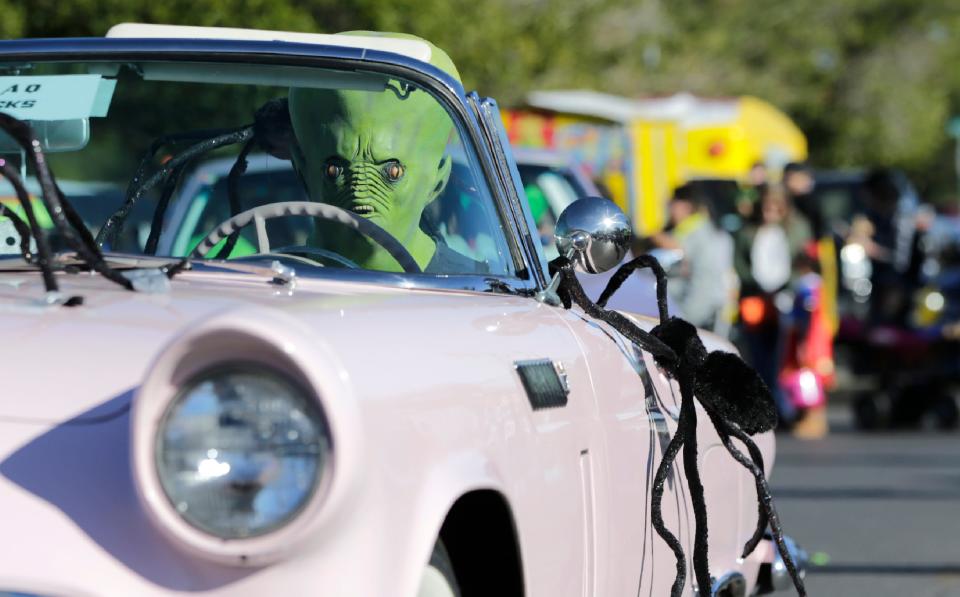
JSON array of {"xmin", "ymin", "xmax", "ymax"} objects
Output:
[
  {"xmin": 105, "ymin": 23, "xmax": 434, "ymax": 64},
  {"xmin": 526, "ymin": 90, "xmax": 740, "ymax": 127}
]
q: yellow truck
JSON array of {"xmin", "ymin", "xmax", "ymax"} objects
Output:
[{"xmin": 504, "ymin": 91, "xmax": 807, "ymax": 235}]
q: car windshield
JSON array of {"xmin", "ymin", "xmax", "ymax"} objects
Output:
[{"xmin": 0, "ymin": 59, "xmax": 517, "ymax": 277}]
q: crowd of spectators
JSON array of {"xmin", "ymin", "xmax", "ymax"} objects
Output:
[{"xmin": 653, "ymin": 162, "xmax": 833, "ymax": 438}]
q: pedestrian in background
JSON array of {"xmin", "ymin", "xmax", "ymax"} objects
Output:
[
  {"xmin": 736, "ymin": 161, "xmax": 769, "ymax": 220},
  {"xmin": 783, "ymin": 162, "xmax": 818, "ymax": 235},
  {"xmin": 783, "ymin": 161, "xmax": 841, "ymax": 338},
  {"xmin": 781, "ymin": 245, "xmax": 833, "ymax": 439},
  {"xmin": 654, "ymin": 184, "xmax": 736, "ymax": 336},
  {"xmin": 734, "ymin": 183, "xmax": 813, "ymax": 426}
]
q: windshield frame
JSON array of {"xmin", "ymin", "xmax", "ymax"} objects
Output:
[{"xmin": 0, "ymin": 36, "xmax": 543, "ymax": 296}]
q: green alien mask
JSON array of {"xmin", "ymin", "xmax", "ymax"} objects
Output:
[{"xmin": 289, "ymin": 32, "xmax": 462, "ymax": 272}]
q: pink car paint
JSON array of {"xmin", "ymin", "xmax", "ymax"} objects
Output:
[{"xmin": 0, "ymin": 268, "xmax": 773, "ymax": 596}]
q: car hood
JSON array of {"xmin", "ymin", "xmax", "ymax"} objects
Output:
[{"xmin": 0, "ymin": 267, "xmax": 461, "ymax": 424}]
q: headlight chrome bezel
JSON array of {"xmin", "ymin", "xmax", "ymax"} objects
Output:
[
  {"xmin": 154, "ymin": 362, "xmax": 332, "ymax": 540},
  {"xmin": 132, "ymin": 312, "xmax": 360, "ymax": 566}
]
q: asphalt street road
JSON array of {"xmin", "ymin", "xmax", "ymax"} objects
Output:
[{"xmin": 772, "ymin": 408, "xmax": 960, "ymax": 596}]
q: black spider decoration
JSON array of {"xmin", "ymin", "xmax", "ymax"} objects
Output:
[
  {"xmin": 551, "ymin": 254, "xmax": 806, "ymax": 597},
  {"xmin": 0, "ymin": 114, "xmax": 193, "ymax": 302},
  {"xmin": 94, "ymin": 97, "xmax": 295, "ymax": 260}
]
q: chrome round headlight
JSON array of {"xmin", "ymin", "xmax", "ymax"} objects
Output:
[{"xmin": 156, "ymin": 366, "xmax": 331, "ymax": 539}]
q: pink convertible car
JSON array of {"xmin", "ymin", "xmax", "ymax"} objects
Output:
[{"xmin": 0, "ymin": 24, "xmax": 802, "ymax": 597}]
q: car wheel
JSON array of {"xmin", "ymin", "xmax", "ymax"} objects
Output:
[{"xmin": 417, "ymin": 540, "xmax": 461, "ymax": 597}]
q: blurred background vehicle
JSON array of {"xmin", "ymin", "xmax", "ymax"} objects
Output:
[
  {"xmin": 504, "ymin": 91, "xmax": 808, "ymax": 236},
  {"xmin": 157, "ymin": 155, "xmax": 309, "ymax": 258}
]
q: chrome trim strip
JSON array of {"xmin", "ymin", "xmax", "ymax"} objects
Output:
[
  {"xmin": 188, "ymin": 258, "xmax": 538, "ymax": 296},
  {"xmin": 469, "ymin": 93, "xmax": 551, "ymax": 287}
]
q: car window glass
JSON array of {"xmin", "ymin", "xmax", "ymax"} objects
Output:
[{"xmin": 517, "ymin": 163, "xmax": 583, "ymax": 259}]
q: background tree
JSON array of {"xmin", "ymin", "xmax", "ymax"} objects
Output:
[{"xmin": 12, "ymin": 0, "xmax": 960, "ymax": 199}]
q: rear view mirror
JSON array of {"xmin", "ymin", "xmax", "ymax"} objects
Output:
[
  {"xmin": 0, "ymin": 73, "xmax": 116, "ymax": 153},
  {"xmin": 0, "ymin": 118, "xmax": 90, "ymax": 153}
]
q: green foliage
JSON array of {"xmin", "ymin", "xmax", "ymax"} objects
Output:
[{"xmin": 9, "ymin": 0, "xmax": 960, "ymax": 196}]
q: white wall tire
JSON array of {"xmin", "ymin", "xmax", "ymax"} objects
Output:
[{"xmin": 417, "ymin": 540, "xmax": 460, "ymax": 597}]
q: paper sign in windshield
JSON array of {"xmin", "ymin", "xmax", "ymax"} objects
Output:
[{"xmin": 0, "ymin": 75, "xmax": 117, "ymax": 121}]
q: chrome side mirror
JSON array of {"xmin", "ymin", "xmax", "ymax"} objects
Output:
[
  {"xmin": 536, "ymin": 197, "xmax": 632, "ymax": 306},
  {"xmin": 555, "ymin": 196, "xmax": 631, "ymax": 274}
]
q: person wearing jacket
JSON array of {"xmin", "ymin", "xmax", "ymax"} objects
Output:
[
  {"xmin": 657, "ymin": 184, "xmax": 735, "ymax": 335},
  {"xmin": 734, "ymin": 183, "xmax": 813, "ymax": 426}
]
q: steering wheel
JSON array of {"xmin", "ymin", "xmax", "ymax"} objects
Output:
[{"xmin": 191, "ymin": 200, "xmax": 422, "ymax": 273}]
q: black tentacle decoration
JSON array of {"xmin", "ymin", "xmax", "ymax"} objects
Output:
[
  {"xmin": 144, "ymin": 161, "xmax": 190, "ymax": 255},
  {"xmin": 127, "ymin": 127, "xmax": 248, "ymax": 197},
  {"xmin": 96, "ymin": 126, "xmax": 254, "ymax": 249},
  {"xmin": 161, "ymin": 257, "xmax": 191, "ymax": 280},
  {"xmin": 0, "ymin": 113, "xmax": 134, "ymax": 292},
  {"xmin": 558, "ymin": 266, "xmax": 677, "ymax": 366},
  {"xmin": 0, "ymin": 160, "xmax": 57, "ymax": 292},
  {"xmin": 597, "ymin": 253, "xmax": 669, "ymax": 323},
  {"xmin": 721, "ymin": 421, "xmax": 805, "ymax": 595},
  {"xmin": 650, "ymin": 418, "xmax": 688, "ymax": 595},
  {"xmin": 552, "ymin": 254, "xmax": 806, "ymax": 597},
  {"xmin": 127, "ymin": 97, "xmax": 294, "ymax": 261},
  {"xmin": 214, "ymin": 136, "xmax": 257, "ymax": 259},
  {"xmin": 731, "ymin": 425, "xmax": 769, "ymax": 559},
  {"xmin": 679, "ymin": 372, "xmax": 712, "ymax": 595}
]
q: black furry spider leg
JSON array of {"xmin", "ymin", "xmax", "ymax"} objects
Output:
[
  {"xmin": 735, "ymin": 428, "xmax": 769, "ymax": 559},
  {"xmin": 215, "ymin": 137, "xmax": 256, "ymax": 259},
  {"xmin": 558, "ymin": 267, "xmax": 678, "ymax": 366},
  {"xmin": 0, "ymin": 163, "xmax": 56, "ymax": 292},
  {"xmin": 678, "ymin": 381, "xmax": 713, "ymax": 597},
  {"xmin": 704, "ymin": 408, "xmax": 805, "ymax": 596},
  {"xmin": 0, "ymin": 113, "xmax": 135, "ymax": 291},
  {"xmin": 97, "ymin": 127, "xmax": 254, "ymax": 248},
  {"xmin": 18, "ymin": 128, "xmax": 134, "ymax": 290},
  {"xmin": 555, "ymin": 262, "xmax": 689, "ymax": 594},
  {"xmin": 650, "ymin": 420, "xmax": 688, "ymax": 597},
  {"xmin": 597, "ymin": 254, "xmax": 670, "ymax": 323},
  {"xmin": 126, "ymin": 127, "xmax": 247, "ymax": 200},
  {"xmin": 161, "ymin": 258, "xmax": 191, "ymax": 280},
  {"xmin": 722, "ymin": 421, "xmax": 807, "ymax": 596},
  {"xmin": 144, "ymin": 161, "xmax": 189, "ymax": 255}
]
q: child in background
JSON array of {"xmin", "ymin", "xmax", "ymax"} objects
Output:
[{"xmin": 781, "ymin": 242, "xmax": 835, "ymax": 439}]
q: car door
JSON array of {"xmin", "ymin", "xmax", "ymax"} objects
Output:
[
  {"xmin": 551, "ymin": 307, "xmax": 693, "ymax": 596},
  {"xmin": 473, "ymin": 95, "xmax": 693, "ymax": 595},
  {"xmin": 470, "ymin": 94, "xmax": 692, "ymax": 595},
  {"xmin": 457, "ymin": 295, "xmax": 597, "ymax": 596}
]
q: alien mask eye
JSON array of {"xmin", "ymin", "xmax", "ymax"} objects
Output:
[
  {"xmin": 325, "ymin": 162, "xmax": 343, "ymax": 179},
  {"xmin": 383, "ymin": 160, "xmax": 405, "ymax": 183}
]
